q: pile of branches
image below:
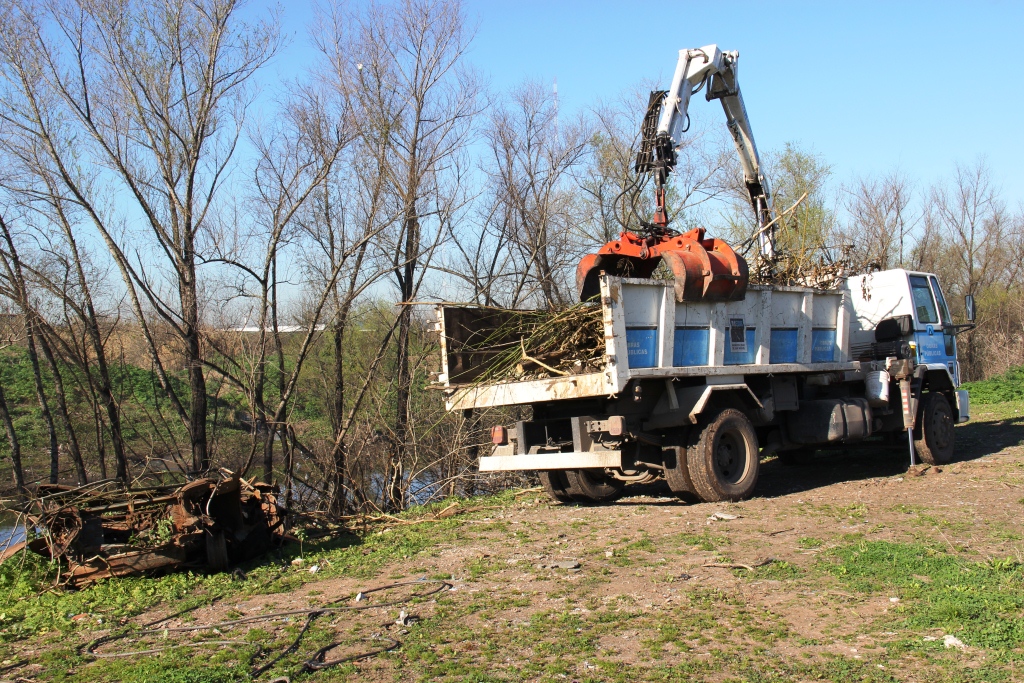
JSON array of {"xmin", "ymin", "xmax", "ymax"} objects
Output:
[
  {"xmin": 2, "ymin": 471, "xmax": 286, "ymax": 586},
  {"xmin": 467, "ymin": 303, "xmax": 604, "ymax": 383},
  {"xmin": 749, "ymin": 241, "xmax": 879, "ymax": 291},
  {"xmin": 742, "ymin": 192, "xmax": 878, "ymax": 291}
]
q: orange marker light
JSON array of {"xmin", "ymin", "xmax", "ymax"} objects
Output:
[{"xmin": 491, "ymin": 426, "xmax": 508, "ymax": 445}]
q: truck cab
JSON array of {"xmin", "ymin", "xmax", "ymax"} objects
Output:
[{"xmin": 846, "ymin": 269, "xmax": 962, "ymax": 388}]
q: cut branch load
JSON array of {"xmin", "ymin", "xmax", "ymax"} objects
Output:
[{"xmin": 441, "ymin": 303, "xmax": 604, "ymax": 385}]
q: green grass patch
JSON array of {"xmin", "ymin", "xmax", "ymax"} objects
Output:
[
  {"xmin": 823, "ymin": 540, "xmax": 1024, "ymax": 649},
  {"xmin": 962, "ymin": 366, "xmax": 1024, "ymax": 404},
  {"xmin": 671, "ymin": 531, "xmax": 723, "ymax": 552}
]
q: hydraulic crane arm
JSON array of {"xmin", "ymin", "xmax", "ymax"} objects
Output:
[
  {"xmin": 638, "ymin": 45, "xmax": 774, "ymax": 258},
  {"xmin": 576, "ymin": 45, "xmax": 770, "ymax": 303}
]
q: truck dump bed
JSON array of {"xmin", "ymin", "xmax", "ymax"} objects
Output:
[{"xmin": 435, "ymin": 275, "xmax": 857, "ymax": 411}]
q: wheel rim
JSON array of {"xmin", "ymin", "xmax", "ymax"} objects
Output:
[{"xmin": 713, "ymin": 430, "xmax": 749, "ymax": 485}]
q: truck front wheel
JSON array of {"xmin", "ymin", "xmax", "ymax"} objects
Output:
[
  {"xmin": 687, "ymin": 408, "xmax": 760, "ymax": 502},
  {"xmin": 915, "ymin": 392, "xmax": 955, "ymax": 465}
]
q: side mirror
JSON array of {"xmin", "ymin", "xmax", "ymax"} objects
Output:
[{"xmin": 964, "ymin": 294, "xmax": 976, "ymax": 323}]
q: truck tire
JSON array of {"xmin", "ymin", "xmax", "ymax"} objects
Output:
[
  {"xmin": 565, "ymin": 469, "xmax": 625, "ymax": 503},
  {"xmin": 539, "ymin": 471, "xmax": 574, "ymax": 503},
  {"xmin": 686, "ymin": 408, "xmax": 760, "ymax": 502},
  {"xmin": 663, "ymin": 446, "xmax": 700, "ymax": 503},
  {"xmin": 915, "ymin": 392, "xmax": 955, "ymax": 465}
]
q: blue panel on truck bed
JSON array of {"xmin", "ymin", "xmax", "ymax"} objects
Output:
[
  {"xmin": 674, "ymin": 327, "xmax": 710, "ymax": 367},
  {"xmin": 769, "ymin": 328, "xmax": 799, "ymax": 363},
  {"xmin": 626, "ymin": 328, "xmax": 658, "ymax": 368},
  {"xmin": 724, "ymin": 328, "xmax": 757, "ymax": 365},
  {"xmin": 811, "ymin": 329, "xmax": 837, "ymax": 362}
]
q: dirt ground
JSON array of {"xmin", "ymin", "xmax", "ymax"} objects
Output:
[{"xmin": 10, "ymin": 402, "xmax": 1024, "ymax": 682}]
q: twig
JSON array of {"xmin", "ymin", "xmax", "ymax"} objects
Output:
[
  {"xmin": 514, "ymin": 487, "xmax": 543, "ymax": 497},
  {"xmin": 520, "ymin": 339, "xmax": 569, "ymax": 377},
  {"xmin": 742, "ymin": 192, "xmax": 808, "ymax": 249},
  {"xmin": 767, "ymin": 528, "xmax": 795, "ymax": 536},
  {"xmin": 703, "ymin": 557, "xmax": 778, "ymax": 571}
]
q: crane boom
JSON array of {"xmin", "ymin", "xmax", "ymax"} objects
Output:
[
  {"xmin": 576, "ymin": 45, "xmax": 770, "ymax": 303},
  {"xmin": 643, "ymin": 45, "xmax": 774, "ymax": 258}
]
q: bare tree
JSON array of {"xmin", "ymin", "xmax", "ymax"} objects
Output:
[
  {"xmin": 917, "ymin": 160, "xmax": 1023, "ymax": 378},
  {"xmin": 0, "ymin": 33, "xmax": 133, "ymax": 483},
  {"xmin": 927, "ymin": 161, "xmax": 1012, "ymax": 299},
  {"xmin": 323, "ymin": 0, "xmax": 480, "ymax": 510},
  {"xmin": 198, "ymin": 76, "xmax": 363, "ymax": 491},
  {"xmin": 0, "ymin": 0, "xmax": 280, "ymax": 474},
  {"xmin": 480, "ymin": 80, "xmax": 590, "ymax": 308},
  {"xmin": 0, "ymin": 374, "xmax": 23, "ymax": 490},
  {"xmin": 287, "ymin": 85, "xmax": 396, "ymax": 512},
  {"xmin": 0, "ymin": 213, "xmax": 63, "ymax": 483},
  {"xmin": 843, "ymin": 171, "xmax": 916, "ymax": 270}
]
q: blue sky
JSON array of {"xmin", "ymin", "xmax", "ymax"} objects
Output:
[{"xmin": 268, "ymin": 0, "xmax": 1024, "ymax": 208}]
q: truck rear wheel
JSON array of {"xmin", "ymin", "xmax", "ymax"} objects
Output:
[
  {"xmin": 687, "ymin": 408, "xmax": 760, "ymax": 502},
  {"xmin": 565, "ymin": 469, "xmax": 625, "ymax": 503},
  {"xmin": 915, "ymin": 392, "xmax": 955, "ymax": 465},
  {"xmin": 539, "ymin": 471, "xmax": 574, "ymax": 503},
  {"xmin": 663, "ymin": 446, "xmax": 700, "ymax": 503}
]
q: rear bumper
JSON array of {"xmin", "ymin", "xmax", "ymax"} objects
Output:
[{"xmin": 479, "ymin": 450, "xmax": 622, "ymax": 472}]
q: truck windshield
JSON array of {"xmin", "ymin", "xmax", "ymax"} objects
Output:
[
  {"xmin": 929, "ymin": 276, "xmax": 951, "ymax": 325},
  {"xmin": 910, "ymin": 275, "xmax": 939, "ymax": 324}
]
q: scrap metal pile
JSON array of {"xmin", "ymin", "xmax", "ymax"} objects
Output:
[{"xmin": 9, "ymin": 473, "xmax": 286, "ymax": 586}]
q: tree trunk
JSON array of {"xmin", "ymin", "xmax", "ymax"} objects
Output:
[
  {"xmin": 262, "ymin": 428, "xmax": 275, "ymax": 482},
  {"xmin": 0, "ymin": 381, "xmax": 24, "ymax": 491},
  {"xmin": 24, "ymin": 321, "xmax": 59, "ymax": 484},
  {"xmin": 188, "ymin": 358, "xmax": 208, "ymax": 473},
  {"xmin": 94, "ymin": 360, "xmax": 127, "ymax": 482},
  {"xmin": 36, "ymin": 331, "xmax": 87, "ymax": 484},
  {"xmin": 326, "ymin": 237, "xmax": 372, "ymax": 515},
  {"xmin": 181, "ymin": 262, "xmax": 208, "ymax": 473},
  {"xmin": 284, "ymin": 425, "xmax": 295, "ymax": 509},
  {"xmin": 329, "ymin": 323, "xmax": 346, "ymax": 514},
  {"xmin": 390, "ymin": 196, "xmax": 419, "ymax": 513}
]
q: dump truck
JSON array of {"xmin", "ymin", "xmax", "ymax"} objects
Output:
[{"xmin": 432, "ymin": 46, "xmax": 974, "ymax": 504}]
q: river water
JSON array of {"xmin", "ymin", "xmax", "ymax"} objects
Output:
[{"xmin": 0, "ymin": 511, "xmax": 26, "ymax": 550}]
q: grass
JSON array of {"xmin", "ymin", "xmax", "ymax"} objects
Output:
[
  {"xmin": 0, "ymin": 492, "xmax": 519, "ymax": 647},
  {"xmin": 3, "ymin": 402, "xmax": 1024, "ymax": 682},
  {"xmin": 962, "ymin": 366, "xmax": 1024, "ymax": 404},
  {"xmin": 822, "ymin": 540, "xmax": 1024, "ymax": 650},
  {"xmin": 3, "ymin": 505, "xmax": 1022, "ymax": 682}
]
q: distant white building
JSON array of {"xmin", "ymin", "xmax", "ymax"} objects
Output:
[{"xmin": 229, "ymin": 325, "xmax": 326, "ymax": 333}]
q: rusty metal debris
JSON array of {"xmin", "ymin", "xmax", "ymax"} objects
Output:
[{"xmin": 11, "ymin": 472, "xmax": 286, "ymax": 586}]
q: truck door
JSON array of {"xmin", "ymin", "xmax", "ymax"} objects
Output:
[
  {"xmin": 929, "ymin": 276, "xmax": 959, "ymax": 384},
  {"xmin": 909, "ymin": 275, "xmax": 955, "ymax": 375}
]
